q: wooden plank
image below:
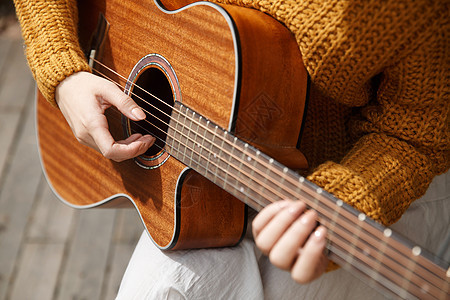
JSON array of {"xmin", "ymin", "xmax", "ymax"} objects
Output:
[
  {"xmin": 112, "ymin": 209, "xmax": 143, "ymax": 244},
  {"xmin": 55, "ymin": 209, "xmax": 117, "ymax": 300},
  {"xmin": 0, "ymin": 37, "xmax": 12, "ymax": 80},
  {"xmin": 0, "ymin": 86, "xmax": 43, "ymax": 300},
  {"xmin": 0, "ymin": 39, "xmax": 34, "ymax": 184},
  {"xmin": 0, "ymin": 39, "xmax": 33, "ymax": 109},
  {"xmin": 101, "ymin": 209, "xmax": 142, "ymax": 299},
  {"xmin": 101, "ymin": 243, "xmax": 137, "ymax": 300},
  {"xmin": 9, "ymin": 243, "xmax": 65, "ymax": 300},
  {"xmin": 6, "ymin": 178, "xmax": 75, "ymax": 300},
  {"xmin": 27, "ymin": 179, "xmax": 76, "ymax": 243},
  {"xmin": 0, "ymin": 112, "xmax": 22, "ymax": 181}
]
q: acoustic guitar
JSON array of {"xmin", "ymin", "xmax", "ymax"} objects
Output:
[{"xmin": 36, "ymin": 0, "xmax": 449, "ymax": 298}]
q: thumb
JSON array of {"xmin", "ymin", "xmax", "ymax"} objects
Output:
[{"xmin": 101, "ymin": 83, "xmax": 146, "ymax": 121}]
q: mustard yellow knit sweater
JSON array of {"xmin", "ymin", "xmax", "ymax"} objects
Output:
[{"xmin": 14, "ymin": 0, "xmax": 449, "ymax": 226}]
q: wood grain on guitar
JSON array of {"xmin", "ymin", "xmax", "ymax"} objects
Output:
[
  {"xmin": 36, "ymin": 0, "xmax": 449, "ymax": 299},
  {"xmin": 38, "ymin": 0, "xmax": 307, "ymax": 250}
]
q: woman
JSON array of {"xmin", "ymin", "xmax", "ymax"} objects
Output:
[{"xmin": 14, "ymin": 0, "xmax": 449, "ymax": 298}]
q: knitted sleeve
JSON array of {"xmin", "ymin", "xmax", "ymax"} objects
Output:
[
  {"xmin": 304, "ymin": 1, "xmax": 449, "ymax": 226},
  {"xmin": 213, "ymin": 0, "xmax": 449, "ymax": 225},
  {"xmin": 14, "ymin": 0, "xmax": 90, "ymax": 105}
]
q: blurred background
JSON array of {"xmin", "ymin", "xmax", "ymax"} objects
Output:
[{"xmin": 0, "ymin": 1, "xmax": 143, "ymax": 299}]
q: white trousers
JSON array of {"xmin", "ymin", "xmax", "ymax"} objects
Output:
[{"xmin": 116, "ymin": 172, "xmax": 449, "ymax": 299}]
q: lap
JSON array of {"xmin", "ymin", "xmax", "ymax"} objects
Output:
[{"xmin": 117, "ymin": 172, "xmax": 449, "ymax": 299}]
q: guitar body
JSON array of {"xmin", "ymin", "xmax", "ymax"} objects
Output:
[{"xmin": 37, "ymin": 0, "xmax": 308, "ymax": 250}]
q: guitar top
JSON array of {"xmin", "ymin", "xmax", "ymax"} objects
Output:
[{"xmin": 36, "ymin": 0, "xmax": 449, "ymax": 299}]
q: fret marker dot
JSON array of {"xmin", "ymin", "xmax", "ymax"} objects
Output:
[
  {"xmin": 336, "ymin": 199, "xmax": 343, "ymax": 207},
  {"xmin": 316, "ymin": 188, "xmax": 323, "ymax": 194},
  {"xmin": 383, "ymin": 228, "xmax": 392, "ymax": 237},
  {"xmin": 283, "ymin": 167, "xmax": 288, "ymax": 173},
  {"xmin": 299, "ymin": 177, "xmax": 305, "ymax": 183},
  {"xmin": 247, "ymin": 156, "xmax": 251, "ymax": 162},
  {"xmin": 412, "ymin": 246, "xmax": 421, "ymax": 256},
  {"xmin": 269, "ymin": 158, "xmax": 274, "ymax": 164},
  {"xmin": 244, "ymin": 143, "xmax": 248, "ymax": 148},
  {"xmin": 213, "ymin": 154, "xmax": 217, "ymax": 159},
  {"xmin": 256, "ymin": 150, "xmax": 260, "ymax": 156},
  {"xmin": 358, "ymin": 213, "xmax": 366, "ymax": 221},
  {"xmin": 240, "ymin": 186, "xmax": 244, "ymax": 193},
  {"xmin": 234, "ymin": 137, "xmax": 237, "ymax": 142},
  {"xmin": 207, "ymin": 120, "xmax": 210, "ymax": 125},
  {"xmin": 224, "ymin": 131, "xmax": 228, "ymax": 135},
  {"xmin": 446, "ymin": 267, "xmax": 450, "ymax": 278}
]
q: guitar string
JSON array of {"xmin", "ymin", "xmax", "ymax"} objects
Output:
[
  {"xmin": 93, "ymin": 63, "xmax": 448, "ymax": 298},
  {"xmin": 90, "ymin": 64, "xmax": 447, "ymax": 297},
  {"xmin": 107, "ymin": 106, "xmax": 269, "ymax": 212},
  {"xmin": 125, "ymin": 98, "xmax": 446, "ymax": 293},
  {"xmin": 105, "ymin": 109, "xmax": 429, "ymax": 299},
  {"xmin": 91, "ymin": 59, "xmax": 442, "ymax": 283}
]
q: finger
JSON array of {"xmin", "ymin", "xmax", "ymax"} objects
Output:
[
  {"xmin": 89, "ymin": 117, "xmax": 154, "ymax": 161},
  {"xmin": 117, "ymin": 133, "xmax": 144, "ymax": 144},
  {"xmin": 254, "ymin": 201, "xmax": 307, "ymax": 255},
  {"xmin": 252, "ymin": 200, "xmax": 292, "ymax": 237},
  {"xmin": 99, "ymin": 82, "xmax": 146, "ymax": 121},
  {"xmin": 268, "ymin": 210, "xmax": 319, "ymax": 270},
  {"xmin": 291, "ymin": 226, "xmax": 328, "ymax": 284},
  {"xmin": 108, "ymin": 135, "xmax": 155, "ymax": 161}
]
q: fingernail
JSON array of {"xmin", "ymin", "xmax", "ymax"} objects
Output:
[
  {"xmin": 288, "ymin": 204, "xmax": 302, "ymax": 215},
  {"xmin": 314, "ymin": 227, "xmax": 326, "ymax": 240},
  {"xmin": 132, "ymin": 108, "xmax": 146, "ymax": 120},
  {"xmin": 299, "ymin": 213, "xmax": 310, "ymax": 224},
  {"xmin": 144, "ymin": 135, "xmax": 155, "ymax": 143}
]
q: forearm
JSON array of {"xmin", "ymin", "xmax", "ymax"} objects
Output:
[
  {"xmin": 308, "ymin": 133, "xmax": 449, "ymax": 226},
  {"xmin": 14, "ymin": 0, "xmax": 90, "ymax": 105}
]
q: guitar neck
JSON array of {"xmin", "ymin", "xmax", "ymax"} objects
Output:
[{"xmin": 165, "ymin": 101, "xmax": 449, "ymax": 299}]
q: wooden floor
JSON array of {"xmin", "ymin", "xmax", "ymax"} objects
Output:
[{"xmin": 0, "ymin": 21, "xmax": 143, "ymax": 300}]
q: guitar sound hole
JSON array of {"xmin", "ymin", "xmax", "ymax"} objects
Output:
[{"xmin": 129, "ymin": 67, "xmax": 174, "ymax": 157}]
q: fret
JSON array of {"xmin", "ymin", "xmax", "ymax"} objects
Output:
[
  {"xmin": 250, "ymin": 151, "xmax": 277, "ymax": 209},
  {"xmin": 240, "ymin": 144, "xmax": 265, "ymax": 208},
  {"xmin": 184, "ymin": 108, "xmax": 195, "ymax": 167},
  {"xmin": 197, "ymin": 116, "xmax": 209, "ymax": 176},
  {"xmin": 204, "ymin": 120, "xmax": 213, "ymax": 174},
  {"xmin": 166, "ymin": 103, "xmax": 182, "ymax": 158},
  {"xmin": 180, "ymin": 105, "xmax": 191, "ymax": 166},
  {"xmin": 209, "ymin": 125, "xmax": 221, "ymax": 184},
  {"xmin": 222, "ymin": 132, "xmax": 234, "ymax": 191},
  {"xmin": 236, "ymin": 141, "xmax": 250, "ymax": 202},
  {"xmin": 230, "ymin": 138, "xmax": 248, "ymax": 198},
  {"xmin": 188, "ymin": 110, "xmax": 200, "ymax": 170},
  {"xmin": 211, "ymin": 128, "xmax": 230, "ymax": 189},
  {"xmin": 347, "ymin": 213, "xmax": 365, "ymax": 272}
]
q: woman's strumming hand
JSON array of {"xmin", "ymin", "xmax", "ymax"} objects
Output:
[{"xmin": 55, "ymin": 71, "xmax": 154, "ymax": 162}]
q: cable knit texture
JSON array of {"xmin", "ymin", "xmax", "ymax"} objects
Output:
[
  {"xmin": 14, "ymin": 0, "xmax": 91, "ymax": 105},
  {"xmin": 14, "ymin": 0, "xmax": 449, "ymax": 228}
]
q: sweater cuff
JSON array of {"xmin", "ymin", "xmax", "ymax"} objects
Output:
[
  {"xmin": 307, "ymin": 133, "xmax": 435, "ymax": 226},
  {"xmin": 32, "ymin": 48, "xmax": 91, "ymax": 106}
]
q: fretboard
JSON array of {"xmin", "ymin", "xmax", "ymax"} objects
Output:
[{"xmin": 165, "ymin": 101, "xmax": 449, "ymax": 300}]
